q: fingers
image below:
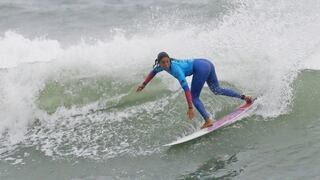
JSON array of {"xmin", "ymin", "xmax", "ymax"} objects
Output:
[
  {"xmin": 136, "ymin": 85, "xmax": 144, "ymax": 92},
  {"xmin": 187, "ymin": 110, "xmax": 194, "ymax": 120},
  {"xmin": 187, "ymin": 111, "xmax": 191, "ymax": 119}
]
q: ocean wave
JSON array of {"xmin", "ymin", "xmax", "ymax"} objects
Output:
[{"xmin": 0, "ymin": 0, "xmax": 320, "ymax": 160}]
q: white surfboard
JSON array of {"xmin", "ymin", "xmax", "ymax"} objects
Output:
[{"xmin": 163, "ymin": 99, "xmax": 256, "ymax": 146}]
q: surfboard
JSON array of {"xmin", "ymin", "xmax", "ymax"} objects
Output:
[{"xmin": 163, "ymin": 99, "xmax": 256, "ymax": 147}]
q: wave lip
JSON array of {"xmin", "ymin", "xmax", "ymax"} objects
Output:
[{"xmin": 0, "ymin": 31, "xmax": 62, "ymax": 69}]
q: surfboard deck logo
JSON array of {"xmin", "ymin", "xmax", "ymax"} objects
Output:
[{"xmin": 163, "ymin": 99, "xmax": 257, "ymax": 147}]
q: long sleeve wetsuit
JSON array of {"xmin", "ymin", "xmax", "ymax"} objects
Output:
[{"xmin": 142, "ymin": 58, "xmax": 242, "ymax": 121}]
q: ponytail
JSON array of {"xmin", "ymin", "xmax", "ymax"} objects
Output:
[
  {"xmin": 152, "ymin": 59, "xmax": 158, "ymax": 68},
  {"xmin": 153, "ymin": 58, "xmax": 174, "ymax": 68}
]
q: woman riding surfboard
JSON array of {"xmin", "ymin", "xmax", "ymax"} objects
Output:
[{"xmin": 137, "ymin": 52, "xmax": 252, "ymax": 129}]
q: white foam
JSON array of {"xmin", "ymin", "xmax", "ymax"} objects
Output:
[
  {"xmin": 0, "ymin": 31, "xmax": 62, "ymax": 68},
  {"xmin": 0, "ymin": 0, "xmax": 320, "ymax": 159}
]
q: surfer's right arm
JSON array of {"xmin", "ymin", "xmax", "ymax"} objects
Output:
[{"xmin": 136, "ymin": 66, "xmax": 163, "ymax": 92}]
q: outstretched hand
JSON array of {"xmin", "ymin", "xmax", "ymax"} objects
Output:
[
  {"xmin": 244, "ymin": 96, "xmax": 253, "ymax": 104},
  {"xmin": 136, "ymin": 84, "xmax": 145, "ymax": 92},
  {"xmin": 187, "ymin": 108, "xmax": 195, "ymax": 120}
]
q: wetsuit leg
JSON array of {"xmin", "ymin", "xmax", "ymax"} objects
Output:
[
  {"xmin": 206, "ymin": 60, "xmax": 242, "ymax": 98},
  {"xmin": 191, "ymin": 59, "xmax": 211, "ymax": 120}
]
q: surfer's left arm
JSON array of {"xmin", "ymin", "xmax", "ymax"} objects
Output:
[{"xmin": 137, "ymin": 66, "xmax": 162, "ymax": 92}]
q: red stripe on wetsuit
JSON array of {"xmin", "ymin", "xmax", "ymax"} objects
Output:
[
  {"xmin": 181, "ymin": 82, "xmax": 193, "ymax": 109},
  {"xmin": 143, "ymin": 71, "xmax": 156, "ymax": 85},
  {"xmin": 184, "ymin": 88, "xmax": 193, "ymax": 109},
  {"xmin": 143, "ymin": 71, "xmax": 193, "ymax": 109}
]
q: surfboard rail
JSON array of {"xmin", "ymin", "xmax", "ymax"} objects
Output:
[{"xmin": 163, "ymin": 99, "xmax": 256, "ymax": 147}]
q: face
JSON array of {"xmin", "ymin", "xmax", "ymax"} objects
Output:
[{"xmin": 159, "ymin": 57, "xmax": 170, "ymax": 70}]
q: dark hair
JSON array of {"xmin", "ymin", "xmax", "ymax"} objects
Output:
[
  {"xmin": 153, "ymin": 59, "xmax": 159, "ymax": 68},
  {"xmin": 153, "ymin": 52, "xmax": 171, "ymax": 68},
  {"xmin": 153, "ymin": 58, "xmax": 174, "ymax": 68}
]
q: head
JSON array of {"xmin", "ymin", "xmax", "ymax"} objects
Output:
[{"xmin": 154, "ymin": 52, "xmax": 171, "ymax": 70}]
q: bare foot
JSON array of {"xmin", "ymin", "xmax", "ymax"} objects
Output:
[{"xmin": 201, "ymin": 119, "xmax": 214, "ymax": 129}]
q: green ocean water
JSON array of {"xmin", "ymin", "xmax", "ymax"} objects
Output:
[{"xmin": 0, "ymin": 70, "xmax": 319, "ymax": 179}]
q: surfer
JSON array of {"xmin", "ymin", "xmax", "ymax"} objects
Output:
[{"xmin": 136, "ymin": 52, "xmax": 252, "ymax": 129}]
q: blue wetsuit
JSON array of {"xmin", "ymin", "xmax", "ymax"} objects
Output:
[
  {"xmin": 152, "ymin": 59, "xmax": 194, "ymax": 91},
  {"xmin": 143, "ymin": 58, "xmax": 242, "ymax": 121}
]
